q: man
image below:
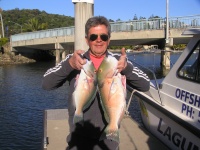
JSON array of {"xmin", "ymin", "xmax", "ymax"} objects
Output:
[{"xmin": 42, "ymin": 16, "xmax": 150, "ymax": 150}]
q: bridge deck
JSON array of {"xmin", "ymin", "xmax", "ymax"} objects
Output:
[{"xmin": 43, "ymin": 109, "xmax": 169, "ymax": 150}]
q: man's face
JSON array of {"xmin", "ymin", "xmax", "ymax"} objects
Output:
[{"xmin": 86, "ymin": 25, "xmax": 110, "ymax": 57}]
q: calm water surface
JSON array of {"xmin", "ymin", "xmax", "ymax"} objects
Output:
[{"xmin": 0, "ymin": 52, "xmax": 181, "ymax": 150}]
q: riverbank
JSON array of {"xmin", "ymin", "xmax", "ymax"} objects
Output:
[
  {"xmin": 0, "ymin": 44, "xmax": 36, "ymax": 65},
  {"xmin": 0, "ymin": 53, "xmax": 36, "ymax": 65}
]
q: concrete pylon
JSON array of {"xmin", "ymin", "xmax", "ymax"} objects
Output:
[
  {"xmin": 56, "ymin": 49, "xmax": 60, "ymax": 64},
  {"xmin": 161, "ymin": 50, "xmax": 170, "ymax": 70},
  {"xmin": 62, "ymin": 50, "xmax": 66, "ymax": 60},
  {"xmin": 161, "ymin": 37, "xmax": 173, "ymax": 70},
  {"xmin": 73, "ymin": 1, "xmax": 94, "ymax": 51}
]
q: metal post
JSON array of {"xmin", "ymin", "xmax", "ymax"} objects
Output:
[
  {"xmin": 161, "ymin": 0, "xmax": 170, "ymax": 70},
  {"xmin": 166, "ymin": 0, "xmax": 169, "ymax": 44},
  {"xmin": 0, "ymin": 8, "xmax": 5, "ymax": 37}
]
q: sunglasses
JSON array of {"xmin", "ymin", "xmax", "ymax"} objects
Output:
[{"xmin": 89, "ymin": 34, "xmax": 109, "ymax": 41}]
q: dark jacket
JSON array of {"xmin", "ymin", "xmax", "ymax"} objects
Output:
[{"xmin": 42, "ymin": 50, "xmax": 150, "ymax": 140}]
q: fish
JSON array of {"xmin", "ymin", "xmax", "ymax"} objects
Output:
[
  {"xmin": 72, "ymin": 59, "xmax": 97, "ymax": 124},
  {"xmin": 97, "ymin": 55, "xmax": 126, "ymax": 143}
]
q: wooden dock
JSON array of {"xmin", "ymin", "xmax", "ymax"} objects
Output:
[{"xmin": 43, "ymin": 109, "xmax": 169, "ymax": 150}]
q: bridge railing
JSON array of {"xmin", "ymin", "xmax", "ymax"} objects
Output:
[
  {"xmin": 110, "ymin": 15, "xmax": 200, "ymax": 31},
  {"xmin": 110, "ymin": 19, "xmax": 165, "ymax": 31},
  {"xmin": 168, "ymin": 15, "xmax": 200, "ymax": 28},
  {"xmin": 11, "ymin": 15, "xmax": 200, "ymax": 42},
  {"xmin": 11, "ymin": 26, "xmax": 75, "ymax": 42}
]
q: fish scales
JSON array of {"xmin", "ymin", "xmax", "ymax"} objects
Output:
[
  {"xmin": 97, "ymin": 56, "xmax": 126, "ymax": 143},
  {"xmin": 72, "ymin": 60, "xmax": 97, "ymax": 124}
]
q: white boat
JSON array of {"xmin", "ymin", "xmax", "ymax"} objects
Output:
[{"xmin": 127, "ymin": 28, "xmax": 200, "ymax": 150}]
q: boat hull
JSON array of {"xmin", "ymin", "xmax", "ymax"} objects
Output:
[{"xmin": 135, "ymin": 91, "xmax": 200, "ymax": 150}]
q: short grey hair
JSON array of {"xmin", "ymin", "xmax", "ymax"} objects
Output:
[{"xmin": 85, "ymin": 16, "xmax": 111, "ymax": 38}]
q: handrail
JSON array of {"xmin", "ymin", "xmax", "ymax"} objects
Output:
[
  {"xmin": 129, "ymin": 60, "xmax": 163, "ymax": 105},
  {"xmin": 127, "ymin": 49, "xmax": 177, "ymax": 105},
  {"xmin": 125, "ymin": 89, "xmax": 136, "ymax": 116}
]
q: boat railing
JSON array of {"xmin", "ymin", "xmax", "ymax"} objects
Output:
[
  {"xmin": 125, "ymin": 88, "xmax": 137, "ymax": 115},
  {"xmin": 124, "ymin": 64, "xmax": 161, "ymax": 115},
  {"xmin": 125, "ymin": 50, "xmax": 180, "ymax": 113},
  {"xmin": 129, "ymin": 60, "xmax": 163, "ymax": 104}
]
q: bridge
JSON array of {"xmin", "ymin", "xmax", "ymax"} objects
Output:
[{"xmin": 10, "ymin": 15, "xmax": 200, "ymax": 58}]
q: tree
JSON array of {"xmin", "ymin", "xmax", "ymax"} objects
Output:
[
  {"xmin": 116, "ymin": 18, "xmax": 121, "ymax": 22},
  {"xmin": 24, "ymin": 18, "xmax": 48, "ymax": 32},
  {"xmin": 2, "ymin": 8, "xmax": 75, "ymax": 35},
  {"xmin": 149, "ymin": 14, "xmax": 161, "ymax": 20},
  {"xmin": 133, "ymin": 14, "xmax": 138, "ymax": 20},
  {"xmin": 0, "ymin": 37, "xmax": 8, "ymax": 47},
  {"xmin": 40, "ymin": 23, "xmax": 48, "ymax": 30},
  {"xmin": 139, "ymin": 16, "xmax": 146, "ymax": 20},
  {"xmin": 108, "ymin": 19, "xmax": 115, "ymax": 22}
]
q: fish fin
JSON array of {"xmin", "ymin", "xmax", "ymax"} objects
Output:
[
  {"xmin": 74, "ymin": 74, "xmax": 80, "ymax": 88},
  {"xmin": 121, "ymin": 75, "xmax": 126, "ymax": 89},
  {"xmin": 99, "ymin": 131, "xmax": 106, "ymax": 141},
  {"xmin": 118, "ymin": 107, "xmax": 126, "ymax": 124},
  {"xmin": 73, "ymin": 113, "xmax": 84, "ymax": 125},
  {"xmin": 83, "ymin": 87, "xmax": 97, "ymax": 110},
  {"xmin": 99, "ymin": 127, "xmax": 120, "ymax": 143},
  {"xmin": 108, "ymin": 78, "xmax": 117, "ymax": 100},
  {"xmin": 98, "ymin": 87, "xmax": 110, "ymax": 123},
  {"xmin": 113, "ymin": 69, "xmax": 118, "ymax": 76},
  {"xmin": 121, "ymin": 75, "xmax": 127, "ymax": 97},
  {"xmin": 101, "ymin": 106, "xmax": 109, "ymax": 123}
]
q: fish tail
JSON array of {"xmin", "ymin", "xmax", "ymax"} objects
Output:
[
  {"xmin": 99, "ymin": 126, "xmax": 119, "ymax": 143},
  {"xmin": 73, "ymin": 113, "xmax": 84, "ymax": 125}
]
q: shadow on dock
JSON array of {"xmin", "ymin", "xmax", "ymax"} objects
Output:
[{"xmin": 43, "ymin": 109, "xmax": 169, "ymax": 150}]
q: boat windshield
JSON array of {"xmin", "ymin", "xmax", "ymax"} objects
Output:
[{"xmin": 178, "ymin": 41, "xmax": 200, "ymax": 82}]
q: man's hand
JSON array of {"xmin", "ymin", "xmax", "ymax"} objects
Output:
[
  {"xmin": 117, "ymin": 47, "xmax": 127, "ymax": 73},
  {"xmin": 69, "ymin": 50, "xmax": 87, "ymax": 70}
]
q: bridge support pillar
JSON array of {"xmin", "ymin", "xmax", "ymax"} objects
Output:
[
  {"xmin": 74, "ymin": 1, "xmax": 94, "ymax": 51},
  {"xmin": 56, "ymin": 49, "xmax": 61, "ymax": 64},
  {"xmin": 11, "ymin": 47, "xmax": 18, "ymax": 56},
  {"xmin": 62, "ymin": 50, "xmax": 67, "ymax": 60},
  {"xmin": 55, "ymin": 43, "xmax": 66, "ymax": 64},
  {"xmin": 161, "ymin": 50, "xmax": 170, "ymax": 70},
  {"xmin": 161, "ymin": 38, "xmax": 173, "ymax": 70}
]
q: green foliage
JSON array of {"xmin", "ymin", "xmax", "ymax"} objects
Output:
[
  {"xmin": 2, "ymin": 8, "xmax": 163, "ymax": 36},
  {"xmin": 133, "ymin": 14, "xmax": 138, "ymax": 20},
  {"xmin": 0, "ymin": 37, "xmax": 8, "ymax": 47},
  {"xmin": 109, "ymin": 45, "xmax": 133, "ymax": 50},
  {"xmin": 2, "ymin": 8, "xmax": 74, "ymax": 35},
  {"xmin": 133, "ymin": 14, "xmax": 162, "ymax": 20},
  {"xmin": 172, "ymin": 44, "xmax": 186, "ymax": 50},
  {"xmin": 24, "ymin": 18, "xmax": 48, "ymax": 32}
]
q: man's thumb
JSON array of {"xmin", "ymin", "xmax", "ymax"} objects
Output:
[{"xmin": 121, "ymin": 47, "xmax": 126, "ymax": 56}]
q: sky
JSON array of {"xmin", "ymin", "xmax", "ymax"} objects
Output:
[{"xmin": 0, "ymin": 0, "xmax": 200, "ymax": 21}]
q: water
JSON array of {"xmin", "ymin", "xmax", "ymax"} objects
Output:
[
  {"xmin": 0, "ymin": 62, "xmax": 69, "ymax": 150},
  {"xmin": 0, "ymin": 52, "xmax": 181, "ymax": 150},
  {"xmin": 127, "ymin": 52, "xmax": 182, "ymax": 79}
]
